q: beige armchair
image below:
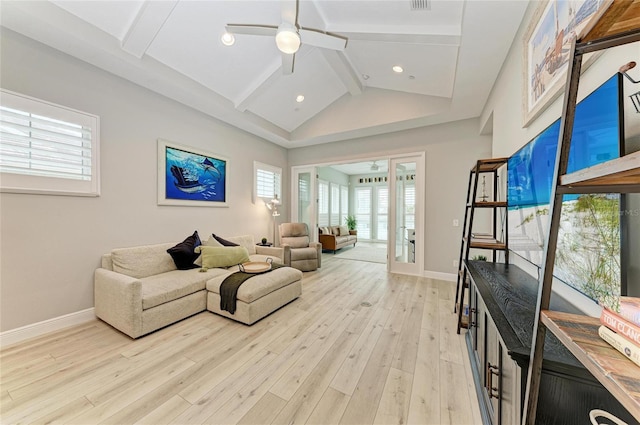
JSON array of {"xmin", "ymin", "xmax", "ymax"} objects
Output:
[{"xmin": 279, "ymin": 223, "xmax": 321, "ymax": 271}]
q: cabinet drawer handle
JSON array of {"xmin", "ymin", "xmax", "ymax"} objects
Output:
[{"xmin": 486, "ymin": 363, "xmax": 500, "ymax": 399}]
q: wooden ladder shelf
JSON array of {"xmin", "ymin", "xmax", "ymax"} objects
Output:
[
  {"xmin": 454, "ymin": 157, "xmax": 509, "ymax": 334},
  {"xmin": 522, "ymin": 2, "xmax": 640, "ymax": 423}
]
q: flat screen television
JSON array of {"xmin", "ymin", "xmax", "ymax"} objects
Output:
[{"xmin": 507, "ymin": 73, "xmax": 624, "ymax": 301}]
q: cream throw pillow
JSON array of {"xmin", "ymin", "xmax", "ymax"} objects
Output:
[{"xmin": 193, "ymin": 235, "xmax": 224, "ymax": 266}]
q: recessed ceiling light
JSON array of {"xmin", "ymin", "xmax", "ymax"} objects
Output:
[
  {"xmin": 392, "ymin": 65, "xmax": 404, "ymax": 73},
  {"xmin": 296, "ymin": 95, "xmax": 305, "ymax": 103},
  {"xmin": 221, "ymin": 32, "xmax": 235, "ymax": 46}
]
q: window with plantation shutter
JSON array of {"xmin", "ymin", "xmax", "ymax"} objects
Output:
[
  {"xmin": 377, "ymin": 186, "xmax": 388, "ymax": 240},
  {"xmin": 254, "ymin": 161, "xmax": 281, "ymax": 202},
  {"xmin": 355, "ymin": 187, "xmax": 371, "ymax": 239},
  {"xmin": 0, "ymin": 89, "xmax": 100, "ymax": 196},
  {"xmin": 330, "ymin": 183, "xmax": 340, "ymax": 226},
  {"xmin": 340, "ymin": 185, "xmax": 348, "ymax": 226},
  {"xmin": 318, "ymin": 180, "xmax": 329, "ymax": 226},
  {"xmin": 405, "ymin": 184, "xmax": 416, "ymax": 231}
]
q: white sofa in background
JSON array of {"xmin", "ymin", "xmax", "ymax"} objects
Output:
[{"xmin": 94, "ymin": 235, "xmax": 300, "ymax": 338}]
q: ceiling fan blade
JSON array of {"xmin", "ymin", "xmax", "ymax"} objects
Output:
[
  {"xmin": 225, "ymin": 24, "xmax": 277, "ymax": 37},
  {"xmin": 281, "ymin": 52, "xmax": 294, "ymax": 75},
  {"xmin": 280, "ymin": 0, "xmax": 298, "ymax": 26},
  {"xmin": 299, "ymin": 29, "xmax": 347, "ymax": 51}
]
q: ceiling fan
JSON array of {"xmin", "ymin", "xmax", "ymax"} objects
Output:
[{"xmin": 225, "ymin": 0, "xmax": 347, "ymax": 75}]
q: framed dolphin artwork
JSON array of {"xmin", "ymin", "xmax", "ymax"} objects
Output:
[{"xmin": 157, "ymin": 139, "xmax": 228, "ymax": 207}]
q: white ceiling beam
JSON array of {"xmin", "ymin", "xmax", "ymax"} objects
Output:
[
  {"xmin": 121, "ymin": 0, "xmax": 178, "ymax": 58},
  {"xmin": 234, "ymin": 60, "xmax": 283, "ymax": 112},
  {"xmin": 340, "ymin": 31, "xmax": 460, "ymax": 45},
  {"xmin": 235, "ymin": 48, "xmax": 318, "ymax": 111},
  {"xmin": 327, "ymin": 24, "xmax": 461, "ymax": 46},
  {"xmin": 320, "ymin": 50, "xmax": 362, "ymax": 96}
]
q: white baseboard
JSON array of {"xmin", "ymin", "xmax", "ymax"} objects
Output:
[
  {"xmin": 0, "ymin": 308, "xmax": 96, "ymax": 348},
  {"xmin": 422, "ymin": 270, "xmax": 457, "ymax": 282}
]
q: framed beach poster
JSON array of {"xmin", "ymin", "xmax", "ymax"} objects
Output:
[
  {"xmin": 522, "ymin": 0, "xmax": 611, "ymax": 126},
  {"xmin": 157, "ymin": 139, "xmax": 228, "ymax": 207}
]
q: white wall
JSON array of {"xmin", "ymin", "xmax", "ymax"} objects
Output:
[
  {"xmin": 0, "ymin": 30, "xmax": 288, "ymax": 331},
  {"xmin": 288, "ymin": 118, "xmax": 492, "ymax": 274},
  {"xmin": 482, "ymin": 3, "xmax": 640, "ymax": 298}
]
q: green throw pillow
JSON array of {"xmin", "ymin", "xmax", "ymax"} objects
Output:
[{"xmin": 200, "ymin": 246, "xmax": 249, "ymax": 269}]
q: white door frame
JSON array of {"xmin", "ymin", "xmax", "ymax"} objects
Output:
[
  {"xmin": 290, "ymin": 152, "xmax": 424, "ymax": 276},
  {"xmin": 291, "ymin": 165, "xmax": 317, "ymax": 241},
  {"xmin": 389, "ymin": 153, "xmax": 425, "ymax": 276}
]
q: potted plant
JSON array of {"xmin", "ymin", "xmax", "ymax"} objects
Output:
[{"xmin": 345, "ymin": 215, "xmax": 357, "ymax": 235}]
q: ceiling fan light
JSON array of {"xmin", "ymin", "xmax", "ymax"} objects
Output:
[
  {"xmin": 221, "ymin": 32, "xmax": 235, "ymax": 46},
  {"xmin": 276, "ymin": 25, "xmax": 300, "ymax": 54}
]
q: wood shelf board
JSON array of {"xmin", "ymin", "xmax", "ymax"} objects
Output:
[
  {"xmin": 469, "ymin": 201, "xmax": 508, "ymax": 208},
  {"xmin": 469, "ymin": 240, "xmax": 507, "ymax": 250},
  {"xmin": 471, "ymin": 157, "xmax": 508, "ymax": 173},
  {"xmin": 560, "ymin": 152, "xmax": 640, "ymax": 187},
  {"xmin": 579, "ymin": 0, "xmax": 640, "ymax": 43},
  {"xmin": 541, "ymin": 310, "xmax": 640, "ymax": 421},
  {"xmin": 470, "ymin": 232, "xmax": 493, "ymax": 238}
]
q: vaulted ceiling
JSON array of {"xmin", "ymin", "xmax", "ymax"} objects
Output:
[{"xmin": 0, "ymin": 0, "xmax": 528, "ymax": 148}]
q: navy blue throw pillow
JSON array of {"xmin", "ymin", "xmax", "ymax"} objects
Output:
[
  {"xmin": 212, "ymin": 234, "xmax": 238, "ymax": 247},
  {"xmin": 167, "ymin": 231, "xmax": 201, "ymax": 270}
]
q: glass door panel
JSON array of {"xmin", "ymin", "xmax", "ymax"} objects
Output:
[
  {"xmin": 389, "ymin": 155, "xmax": 423, "ymax": 275},
  {"xmin": 291, "ymin": 166, "xmax": 317, "ymax": 242},
  {"xmin": 395, "ymin": 164, "xmax": 406, "ymax": 262}
]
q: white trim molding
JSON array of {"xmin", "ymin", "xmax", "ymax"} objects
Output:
[
  {"xmin": 423, "ymin": 270, "xmax": 457, "ymax": 282},
  {"xmin": 0, "ymin": 308, "xmax": 96, "ymax": 348}
]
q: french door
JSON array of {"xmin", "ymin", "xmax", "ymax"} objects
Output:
[
  {"xmin": 290, "ymin": 166, "xmax": 317, "ymax": 241},
  {"xmin": 389, "ymin": 154, "xmax": 424, "ymax": 275}
]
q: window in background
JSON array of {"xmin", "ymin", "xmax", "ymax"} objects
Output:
[
  {"xmin": 355, "ymin": 187, "xmax": 372, "ymax": 239},
  {"xmin": 318, "ymin": 179, "xmax": 329, "ymax": 226},
  {"xmin": 254, "ymin": 161, "xmax": 282, "ymax": 202},
  {"xmin": 340, "ymin": 185, "xmax": 349, "ymax": 227},
  {"xmin": 405, "ymin": 184, "xmax": 416, "ymax": 232},
  {"xmin": 330, "ymin": 183, "xmax": 340, "ymax": 226},
  {"xmin": 0, "ymin": 89, "xmax": 100, "ymax": 196},
  {"xmin": 377, "ymin": 186, "xmax": 388, "ymax": 240}
]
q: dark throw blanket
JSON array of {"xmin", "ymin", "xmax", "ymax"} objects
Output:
[{"xmin": 219, "ymin": 263, "xmax": 284, "ymax": 314}]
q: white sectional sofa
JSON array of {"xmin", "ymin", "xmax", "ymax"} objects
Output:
[{"xmin": 94, "ymin": 235, "xmax": 302, "ymax": 338}]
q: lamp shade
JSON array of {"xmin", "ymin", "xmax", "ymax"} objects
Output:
[{"xmin": 275, "ymin": 24, "xmax": 300, "ymax": 54}]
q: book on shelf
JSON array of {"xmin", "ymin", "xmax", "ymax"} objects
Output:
[
  {"xmin": 471, "ymin": 233, "xmax": 493, "ymax": 239},
  {"xmin": 618, "ymin": 296, "xmax": 640, "ymax": 326},
  {"xmin": 598, "ymin": 325, "xmax": 640, "ymax": 368},
  {"xmin": 600, "ymin": 308, "xmax": 640, "ymax": 346}
]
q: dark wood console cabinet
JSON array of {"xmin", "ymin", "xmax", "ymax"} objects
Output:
[{"xmin": 464, "ymin": 260, "xmax": 635, "ymax": 425}]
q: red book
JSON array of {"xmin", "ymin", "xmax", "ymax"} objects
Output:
[
  {"xmin": 600, "ymin": 308, "xmax": 640, "ymax": 346},
  {"xmin": 618, "ymin": 297, "xmax": 640, "ymax": 326}
]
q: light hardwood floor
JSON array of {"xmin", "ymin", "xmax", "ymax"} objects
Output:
[{"xmin": 0, "ymin": 256, "xmax": 481, "ymax": 425}]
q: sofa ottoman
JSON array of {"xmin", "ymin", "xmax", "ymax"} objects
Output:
[{"xmin": 206, "ymin": 266, "xmax": 303, "ymax": 325}]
